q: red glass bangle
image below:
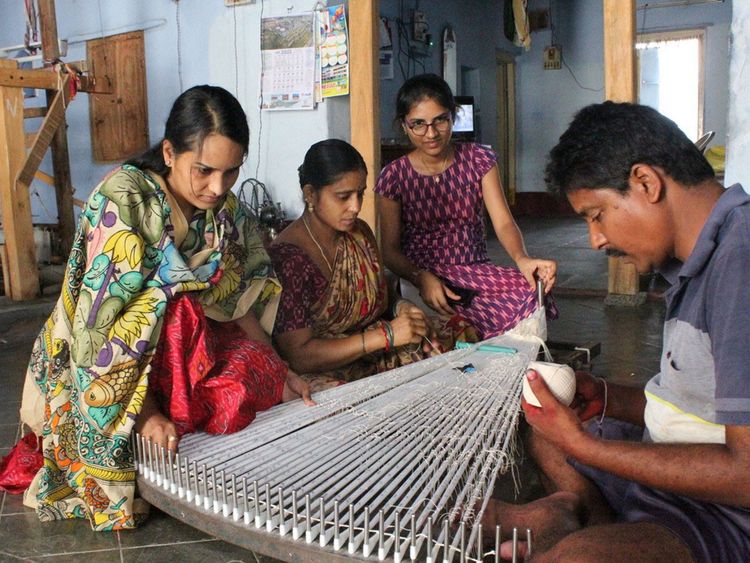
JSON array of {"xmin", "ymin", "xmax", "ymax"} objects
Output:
[{"xmin": 380, "ymin": 324, "xmax": 390, "ymax": 351}]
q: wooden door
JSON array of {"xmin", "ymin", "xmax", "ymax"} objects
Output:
[{"xmin": 87, "ymin": 30, "xmax": 149, "ymax": 162}]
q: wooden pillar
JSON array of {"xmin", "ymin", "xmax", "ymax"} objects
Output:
[
  {"xmin": 348, "ymin": 0, "xmax": 380, "ymax": 231},
  {"xmin": 603, "ymin": 0, "xmax": 639, "ymax": 297},
  {"xmin": 38, "ymin": 0, "xmax": 61, "ymax": 61},
  {"xmin": 45, "ymin": 96, "xmax": 75, "ymax": 254},
  {"xmin": 0, "ymin": 60, "xmax": 39, "ymax": 299},
  {"xmin": 39, "ymin": 0, "xmax": 76, "ymax": 254}
]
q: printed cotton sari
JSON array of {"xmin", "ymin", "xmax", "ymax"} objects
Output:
[
  {"xmin": 18, "ymin": 165, "xmax": 281, "ymax": 530},
  {"xmin": 272, "ymin": 224, "xmax": 475, "ymax": 391}
]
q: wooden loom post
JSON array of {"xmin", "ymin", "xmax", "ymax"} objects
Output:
[
  {"xmin": 603, "ymin": 0, "xmax": 640, "ymax": 298},
  {"xmin": 348, "ymin": 0, "xmax": 380, "ymax": 232},
  {"xmin": 0, "ymin": 59, "xmax": 39, "ymax": 299},
  {"xmin": 39, "ymin": 0, "xmax": 76, "ymax": 254}
]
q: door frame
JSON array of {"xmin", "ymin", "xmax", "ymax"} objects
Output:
[
  {"xmin": 636, "ymin": 28, "xmax": 706, "ymax": 138},
  {"xmin": 495, "ymin": 50, "xmax": 517, "ymax": 205}
]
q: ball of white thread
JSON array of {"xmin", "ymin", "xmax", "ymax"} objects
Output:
[{"xmin": 522, "ymin": 361, "xmax": 576, "ymax": 407}]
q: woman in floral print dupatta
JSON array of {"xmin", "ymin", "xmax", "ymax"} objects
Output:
[{"xmin": 10, "ymin": 85, "xmax": 312, "ymax": 531}]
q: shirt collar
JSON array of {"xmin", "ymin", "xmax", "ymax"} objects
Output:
[
  {"xmin": 656, "ymin": 184, "xmax": 749, "ymax": 291},
  {"xmin": 678, "ymin": 184, "xmax": 749, "ymax": 279}
]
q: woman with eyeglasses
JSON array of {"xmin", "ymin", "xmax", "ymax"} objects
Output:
[{"xmin": 375, "ymin": 73, "xmax": 558, "ymax": 339}]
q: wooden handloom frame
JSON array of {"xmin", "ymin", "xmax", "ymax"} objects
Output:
[{"xmin": 0, "ymin": 0, "xmax": 99, "ymax": 300}]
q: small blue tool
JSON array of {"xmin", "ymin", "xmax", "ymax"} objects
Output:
[{"xmin": 454, "ymin": 341, "xmax": 518, "ymax": 355}]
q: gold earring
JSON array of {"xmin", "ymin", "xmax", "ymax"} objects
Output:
[
  {"xmin": 307, "ymin": 201, "xmax": 314, "ymax": 212},
  {"xmin": 165, "ymin": 160, "xmax": 172, "ymax": 167}
]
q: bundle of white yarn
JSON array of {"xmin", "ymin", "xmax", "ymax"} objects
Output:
[{"xmin": 522, "ymin": 361, "xmax": 576, "ymax": 407}]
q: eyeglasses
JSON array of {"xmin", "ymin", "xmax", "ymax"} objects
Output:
[{"xmin": 404, "ymin": 113, "xmax": 453, "ymax": 136}]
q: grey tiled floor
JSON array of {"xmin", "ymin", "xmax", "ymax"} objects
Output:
[{"xmin": 0, "ymin": 217, "xmax": 664, "ymax": 561}]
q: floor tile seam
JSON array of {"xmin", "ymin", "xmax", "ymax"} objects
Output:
[
  {"xmin": 559, "ymin": 237, "xmax": 592, "ymax": 247},
  {"xmin": 117, "ymin": 528, "xmax": 124, "ymax": 563},
  {"xmin": 10, "ymin": 546, "xmax": 122, "ymax": 559},
  {"xmin": 0, "ymin": 514, "xmax": 219, "ymax": 551},
  {"xmin": 2, "ymin": 509, "xmax": 35, "ymax": 517},
  {"xmin": 634, "ymin": 340, "xmax": 662, "ymax": 350},
  {"xmin": 556, "ymin": 275, "xmax": 607, "ymax": 281},
  {"xmin": 0, "ymin": 550, "xmax": 35, "ymax": 561},
  {"xmin": 118, "ymin": 537, "xmax": 219, "ymax": 551}
]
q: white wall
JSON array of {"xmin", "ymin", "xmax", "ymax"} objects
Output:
[
  {"xmin": 0, "ymin": 0, "xmax": 347, "ymax": 223},
  {"xmin": 514, "ymin": 0, "xmax": 732, "ymax": 194},
  {"xmin": 725, "ymin": 1, "xmax": 749, "ymax": 189}
]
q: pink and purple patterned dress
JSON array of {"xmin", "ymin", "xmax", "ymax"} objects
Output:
[{"xmin": 375, "ymin": 142, "xmax": 557, "ymax": 338}]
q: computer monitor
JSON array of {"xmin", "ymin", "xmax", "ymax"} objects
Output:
[{"xmin": 453, "ymin": 96, "xmax": 475, "ymax": 140}]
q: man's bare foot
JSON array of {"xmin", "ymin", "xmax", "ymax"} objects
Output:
[
  {"xmin": 500, "ymin": 539, "xmax": 529, "ymax": 561},
  {"xmin": 481, "ymin": 491, "xmax": 582, "ymax": 555}
]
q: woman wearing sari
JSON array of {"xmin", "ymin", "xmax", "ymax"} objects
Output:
[
  {"xmin": 269, "ymin": 139, "xmax": 475, "ymax": 391},
  {"xmin": 8, "ymin": 85, "xmax": 311, "ymax": 531}
]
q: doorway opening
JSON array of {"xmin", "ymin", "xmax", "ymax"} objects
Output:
[
  {"xmin": 495, "ymin": 51, "xmax": 516, "ymax": 204},
  {"xmin": 636, "ymin": 29, "xmax": 705, "ymax": 142}
]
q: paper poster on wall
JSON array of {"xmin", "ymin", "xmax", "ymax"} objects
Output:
[
  {"xmin": 318, "ymin": 4, "xmax": 350, "ymax": 98},
  {"xmin": 379, "ymin": 50, "xmax": 394, "ymax": 80},
  {"xmin": 260, "ymin": 14, "xmax": 316, "ymax": 110}
]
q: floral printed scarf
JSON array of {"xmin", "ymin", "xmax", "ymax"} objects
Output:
[{"xmin": 20, "ymin": 165, "xmax": 280, "ymax": 530}]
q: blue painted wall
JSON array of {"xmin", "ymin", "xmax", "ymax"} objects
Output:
[
  {"xmin": 0, "ymin": 0, "xmax": 347, "ymax": 224},
  {"xmin": 1, "ymin": 0, "xmax": 733, "ymax": 230},
  {"xmin": 514, "ymin": 0, "xmax": 732, "ymax": 194},
  {"xmin": 377, "ymin": 0, "xmax": 731, "ymax": 193},
  {"xmin": 378, "ymin": 0, "xmax": 519, "ymax": 153}
]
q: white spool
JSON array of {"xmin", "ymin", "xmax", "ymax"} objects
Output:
[{"xmin": 522, "ymin": 361, "xmax": 576, "ymax": 407}]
